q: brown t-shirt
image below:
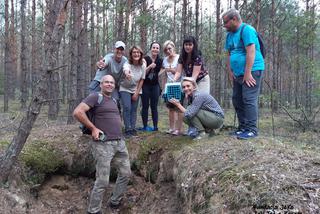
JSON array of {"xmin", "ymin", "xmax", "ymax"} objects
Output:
[{"xmin": 82, "ymin": 93, "xmax": 122, "ymax": 140}]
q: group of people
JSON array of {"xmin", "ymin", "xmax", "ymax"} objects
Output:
[{"xmin": 73, "ymin": 8, "xmax": 264, "ymax": 214}]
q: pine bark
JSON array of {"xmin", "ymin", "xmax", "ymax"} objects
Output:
[
  {"xmin": 0, "ymin": 0, "xmax": 70, "ymax": 183},
  {"xmin": 20, "ymin": 0, "xmax": 28, "ymax": 110}
]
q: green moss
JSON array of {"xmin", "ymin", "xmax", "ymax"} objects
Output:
[
  {"xmin": 20, "ymin": 140, "xmax": 64, "ymax": 184},
  {"xmin": 0, "ymin": 140, "xmax": 10, "ymax": 149}
]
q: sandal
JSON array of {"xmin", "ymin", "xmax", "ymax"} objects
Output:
[
  {"xmin": 171, "ymin": 130, "xmax": 181, "ymax": 136},
  {"xmin": 166, "ymin": 129, "xmax": 174, "ymax": 134}
]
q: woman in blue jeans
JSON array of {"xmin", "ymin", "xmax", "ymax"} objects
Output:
[
  {"xmin": 140, "ymin": 42, "xmax": 163, "ymax": 131},
  {"xmin": 119, "ymin": 46, "xmax": 146, "ymax": 137}
]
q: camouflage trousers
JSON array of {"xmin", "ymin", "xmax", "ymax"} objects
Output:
[{"xmin": 87, "ymin": 139, "xmax": 131, "ymax": 213}]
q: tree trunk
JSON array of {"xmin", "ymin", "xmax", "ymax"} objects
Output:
[
  {"xmin": 173, "ymin": 0, "xmax": 177, "ymax": 43},
  {"xmin": 214, "ymin": 0, "xmax": 222, "ymax": 103},
  {"xmin": 124, "ymin": 0, "xmax": 132, "ymax": 44},
  {"xmin": 8, "ymin": 0, "xmax": 18, "ymax": 100},
  {"xmin": 67, "ymin": 0, "xmax": 80, "ymax": 124},
  {"xmin": 77, "ymin": 0, "xmax": 87, "ymax": 103},
  {"xmin": 140, "ymin": 0, "xmax": 148, "ymax": 51},
  {"xmin": 20, "ymin": 0, "xmax": 28, "ymax": 110},
  {"xmin": 181, "ymin": 0, "xmax": 187, "ymax": 41},
  {"xmin": 194, "ymin": 0, "xmax": 200, "ymax": 40},
  {"xmin": 0, "ymin": 0, "xmax": 70, "ymax": 183},
  {"xmin": 90, "ymin": 0, "xmax": 95, "ymax": 79},
  {"xmin": 4, "ymin": 0, "xmax": 10, "ymax": 112}
]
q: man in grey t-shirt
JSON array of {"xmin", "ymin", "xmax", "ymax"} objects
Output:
[{"xmin": 89, "ymin": 41, "xmax": 128, "ymax": 101}]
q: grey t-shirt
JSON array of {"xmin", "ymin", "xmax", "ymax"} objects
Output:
[
  {"xmin": 119, "ymin": 62, "xmax": 146, "ymax": 94},
  {"xmin": 82, "ymin": 93, "xmax": 122, "ymax": 140},
  {"xmin": 93, "ymin": 53, "xmax": 128, "ymax": 85}
]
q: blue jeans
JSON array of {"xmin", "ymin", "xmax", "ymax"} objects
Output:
[
  {"xmin": 120, "ymin": 91, "xmax": 139, "ymax": 131},
  {"xmin": 141, "ymin": 84, "xmax": 160, "ymax": 128},
  {"xmin": 232, "ymin": 71, "xmax": 262, "ymax": 134}
]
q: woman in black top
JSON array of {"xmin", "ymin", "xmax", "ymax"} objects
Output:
[{"xmin": 140, "ymin": 42, "xmax": 163, "ymax": 131}]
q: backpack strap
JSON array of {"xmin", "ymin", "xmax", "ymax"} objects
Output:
[
  {"xmin": 239, "ymin": 24, "xmax": 247, "ymax": 48},
  {"xmin": 97, "ymin": 92, "xmax": 104, "ymax": 104}
]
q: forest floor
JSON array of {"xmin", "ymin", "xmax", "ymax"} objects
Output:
[{"xmin": 0, "ymin": 102, "xmax": 319, "ymax": 214}]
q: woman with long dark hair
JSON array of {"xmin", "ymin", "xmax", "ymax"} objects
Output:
[{"xmin": 173, "ymin": 36, "xmax": 210, "ymax": 93}]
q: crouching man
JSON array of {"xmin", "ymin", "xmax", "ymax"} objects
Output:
[{"xmin": 73, "ymin": 75, "xmax": 131, "ymax": 214}]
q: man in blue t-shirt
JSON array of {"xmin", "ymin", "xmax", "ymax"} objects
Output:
[
  {"xmin": 89, "ymin": 41, "xmax": 128, "ymax": 101},
  {"xmin": 223, "ymin": 9, "xmax": 264, "ymax": 139}
]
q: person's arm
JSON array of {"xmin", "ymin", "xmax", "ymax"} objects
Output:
[
  {"xmin": 192, "ymin": 65, "xmax": 201, "ymax": 80},
  {"xmin": 243, "ymin": 44, "xmax": 256, "ymax": 87},
  {"xmin": 73, "ymin": 103, "xmax": 102, "ymax": 140},
  {"xmin": 226, "ymin": 51, "xmax": 235, "ymax": 85},
  {"xmin": 173, "ymin": 63, "xmax": 183, "ymax": 82},
  {"xmin": 132, "ymin": 79, "xmax": 144, "ymax": 101},
  {"xmin": 171, "ymin": 93, "xmax": 205, "ymax": 118},
  {"xmin": 169, "ymin": 98, "xmax": 186, "ymax": 113},
  {"xmin": 96, "ymin": 56, "xmax": 108, "ymax": 70}
]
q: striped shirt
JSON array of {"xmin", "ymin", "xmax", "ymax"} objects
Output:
[{"xmin": 184, "ymin": 91, "xmax": 224, "ymax": 119}]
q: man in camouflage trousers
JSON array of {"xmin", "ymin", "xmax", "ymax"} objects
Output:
[{"xmin": 73, "ymin": 75, "xmax": 131, "ymax": 214}]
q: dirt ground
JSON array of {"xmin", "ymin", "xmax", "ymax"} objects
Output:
[{"xmin": 0, "ymin": 107, "xmax": 319, "ymax": 214}]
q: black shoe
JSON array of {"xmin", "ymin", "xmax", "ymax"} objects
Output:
[
  {"xmin": 124, "ymin": 130, "xmax": 132, "ymax": 138},
  {"xmin": 109, "ymin": 201, "xmax": 120, "ymax": 209},
  {"xmin": 131, "ymin": 129, "xmax": 138, "ymax": 136}
]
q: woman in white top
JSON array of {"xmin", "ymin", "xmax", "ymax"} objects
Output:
[
  {"xmin": 119, "ymin": 45, "xmax": 146, "ymax": 137},
  {"xmin": 159, "ymin": 40, "xmax": 184, "ymax": 136}
]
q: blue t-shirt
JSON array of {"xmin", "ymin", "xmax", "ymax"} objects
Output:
[{"xmin": 224, "ymin": 23, "xmax": 264, "ymax": 77}]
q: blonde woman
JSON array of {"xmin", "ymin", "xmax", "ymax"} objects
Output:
[
  {"xmin": 159, "ymin": 40, "xmax": 183, "ymax": 136},
  {"xmin": 169, "ymin": 77, "xmax": 224, "ymax": 140},
  {"xmin": 119, "ymin": 45, "xmax": 146, "ymax": 137}
]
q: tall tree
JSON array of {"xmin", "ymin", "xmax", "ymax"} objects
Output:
[
  {"xmin": 3, "ymin": 0, "xmax": 10, "ymax": 112},
  {"xmin": 9, "ymin": 0, "xmax": 18, "ymax": 99},
  {"xmin": 0, "ymin": 0, "xmax": 70, "ymax": 183},
  {"xmin": 195, "ymin": 0, "xmax": 199, "ymax": 40},
  {"xmin": 214, "ymin": 0, "xmax": 222, "ymax": 103},
  {"xmin": 20, "ymin": 0, "xmax": 28, "ymax": 110}
]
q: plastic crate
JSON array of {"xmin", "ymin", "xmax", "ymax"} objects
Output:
[{"xmin": 162, "ymin": 82, "xmax": 183, "ymax": 102}]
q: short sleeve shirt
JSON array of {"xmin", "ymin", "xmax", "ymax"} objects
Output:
[
  {"xmin": 178, "ymin": 55, "xmax": 208, "ymax": 82},
  {"xmin": 82, "ymin": 93, "xmax": 122, "ymax": 140},
  {"xmin": 119, "ymin": 62, "xmax": 146, "ymax": 94},
  {"xmin": 224, "ymin": 23, "xmax": 265, "ymax": 77},
  {"xmin": 93, "ymin": 53, "xmax": 128, "ymax": 84}
]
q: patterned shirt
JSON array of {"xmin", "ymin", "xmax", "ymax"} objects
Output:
[
  {"xmin": 178, "ymin": 55, "xmax": 208, "ymax": 82},
  {"xmin": 184, "ymin": 91, "xmax": 224, "ymax": 119}
]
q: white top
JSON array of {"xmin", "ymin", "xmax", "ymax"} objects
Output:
[
  {"xmin": 119, "ymin": 62, "xmax": 146, "ymax": 94},
  {"xmin": 162, "ymin": 54, "xmax": 180, "ymax": 82}
]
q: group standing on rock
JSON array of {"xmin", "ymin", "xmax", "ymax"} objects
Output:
[{"xmin": 73, "ymin": 8, "xmax": 264, "ymax": 214}]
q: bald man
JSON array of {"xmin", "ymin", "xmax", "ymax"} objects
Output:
[{"xmin": 73, "ymin": 75, "xmax": 131, "ymax": 214}]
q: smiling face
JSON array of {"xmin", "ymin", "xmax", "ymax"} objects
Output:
[
  {"xmin": 114, "ymin": 47, "xmax": 125, "ymax": 62},
  {"xmin": 100, "ymin": 75, "xmax": 115, "ymax": 95},
  {"xmin": 183, "ymin": 42, "xmax": 194, "ymax": 54},
  {"xmin": 131, "ymin": 48, "xmax": 142, "ymax": 63},
  {"xmin": 150, "ymin": 43, "xmax": 160, "ymax": 57},
  {"xmin": 182, "ymin": 80, "xmax": 196, "ymax": 96}
]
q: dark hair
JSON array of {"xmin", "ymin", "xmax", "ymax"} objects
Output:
[
  {"xmin": 129, "ymin": 45, "xmax": 144, "ymax": 65},
  {"xmin": 149, "ymin": 41, "xmax": 161, "ymax": 50},
  {"xmin": 180, "ymin": 36, "xmax": 199, "ymax": 65}
]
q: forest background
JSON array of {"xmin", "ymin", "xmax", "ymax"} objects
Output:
[{"xmin": 0, "ymin": 0, "xmax": 319, "ymax": 181}]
